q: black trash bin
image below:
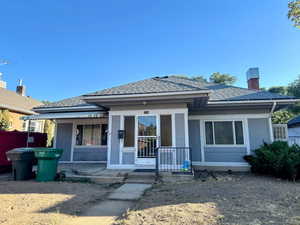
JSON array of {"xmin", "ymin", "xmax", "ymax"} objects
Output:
[{"xmin": 6, "ymin": 148, "xmax": 35, "ymax": 180}]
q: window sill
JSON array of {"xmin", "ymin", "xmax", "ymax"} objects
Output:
[
  {"xmin": 74, "ymin": 145, "xmax": 107, "ymax": 148},
  {"xmin": 205, "ymin": 144, "xmax": 246, "ymax": 148}
]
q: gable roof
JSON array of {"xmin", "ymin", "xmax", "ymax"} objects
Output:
[
  {"xmin": 84, "ymin": 76, "xmax": 294, "ymax": 101},
  {"xmin": 35, "ymin": 76, "xmax": 296, "ymax": 110},
  {"xmin": 0, "ymin": 87, "xmax": 43, "ymax": 114}
]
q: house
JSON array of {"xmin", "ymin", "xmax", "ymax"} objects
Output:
[
  {"xmin": 287, "ymin": 116, "xmax": 300, "ymax": 145},
  {"xmin": 0, "ymin": 74, "xmax": 44, "ymax": 132},
  {"xmin": 25, "ymin": 68, "xmax": 298, "ymax": 170}
]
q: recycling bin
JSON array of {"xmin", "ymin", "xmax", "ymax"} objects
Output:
[{"xmin": 34, "ymin": 148, "xmax": 63, "ymax": 182}]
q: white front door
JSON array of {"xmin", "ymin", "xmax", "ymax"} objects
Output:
[{"xmin": 135, "ymin": 115, "xmax": 157, "ymax": 165}]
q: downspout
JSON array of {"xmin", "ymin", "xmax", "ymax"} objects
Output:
[
  {"xmin": 270, "ymin": 101, "xmax": 277, "ymax": 115},
  {"xmin": 269, "ymin": 101, "xmax": 277, "ymax": 142}
]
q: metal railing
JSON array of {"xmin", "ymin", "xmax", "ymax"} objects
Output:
[
  {"xmin": 137, "ymin": 137, "xmax": 157, "ymax": 158},
  {"xmin": 155, "ymin": 147, "xmax": 192, "ymax": 175}
]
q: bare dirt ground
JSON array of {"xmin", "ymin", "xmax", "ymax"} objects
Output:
[
  {"xmin": 115, "ymin": 173, "xmax": 300, "ymax": 225},
  {"xmin": 0, "ymin": 180, "xmax": 115, "ymax": 225}
]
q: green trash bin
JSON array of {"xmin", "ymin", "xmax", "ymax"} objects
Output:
[
  {"xmin": 34, "ymin": 148, "xmax": 63, "ymax": 182},
  {"xmin": 6, "ymin": 148, "xmax": 36, "ymax": 181}
]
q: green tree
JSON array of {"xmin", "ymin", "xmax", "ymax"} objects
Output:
[
  {"xmin": 268, "ymin": 86, "xmax": 287, "ymax": 95},
  {"xmin": 272, "ymin": 110, "xmax": 294, "ymax": 124},
  {"xmin": 287, "ymin": 75, "xmax": 300, "ymax": 97},
  {"xmin": 288, "ymin": 0, "xmax": 300, "ymax": 28},
  {"xmin": 287, "ymin": 75, "xmax": 300, "ymax": 114},
  {"xmin": 191, "ymin": 76, "xmax": 207, "ymax": 82},
  {"xmin": 0, "ymin": 110, "xmax": 11, "ymax": 130},
  {"xmin": 171, "ymin": 75, "xmax": 207, "ymax": 82},
  {"xmin": 209, "ymin": 72, "xmax": 237, "ymax": 85}
]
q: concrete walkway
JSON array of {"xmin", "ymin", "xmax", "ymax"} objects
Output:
[
  {"xmin": 66, "ymin": 183, "xmax": 152, "ymax": 225},
  {"xmin": 108, "ymin": 183, "xmax": 152, "ymax": 200}
]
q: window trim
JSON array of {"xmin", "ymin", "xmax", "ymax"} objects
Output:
[
  {"xmin": 204, "ymin": 119, "xmax": 246, "ymax": 147},
  {"xmin": 74, "ymin": 123, "xmax": 108, "ymax": 148}
]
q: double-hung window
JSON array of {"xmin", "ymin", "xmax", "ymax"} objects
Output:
[
  {"xmin": 205, "ymin": 120, "xmax": 244, "ymax": 146},
  {"xmin": 76, "ymin": 124, "xmax": 108, "ymax": 146}
]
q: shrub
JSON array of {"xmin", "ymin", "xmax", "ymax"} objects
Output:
[{"xmin": 244, "ymin": 141, "xmax": 300, "ymax": 180}]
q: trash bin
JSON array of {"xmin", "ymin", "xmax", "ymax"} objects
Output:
[
  {"xmin": 6, "ymin": 148, "xmax": 35, "ymax": 180},
  {"xmin": 34, "ymin": 148, "xmax": 63, "ymax": 182}
]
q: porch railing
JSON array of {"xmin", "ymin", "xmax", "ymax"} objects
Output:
[{"xmin": 155, "ymin": 147, "xmax": 192, "ymax": 175}]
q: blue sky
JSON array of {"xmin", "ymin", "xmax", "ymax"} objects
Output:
[{"xmin": 0, "ymin": 0, "xmax": 299, "ymax": 101}]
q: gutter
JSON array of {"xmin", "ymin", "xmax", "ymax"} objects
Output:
[
  {"xmin": 207, "ymin": 99, "xmax": 299, "ymax": 105},
  {"xmin": 83, "ymin": 90, "xmax": 212, "ymax": 100}
]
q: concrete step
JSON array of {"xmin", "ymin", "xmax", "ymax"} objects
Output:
[
  {"xmin": 64, "ymin": 174, "xmax": 125, "ymax": 184},
  {"xmin": 126, "ymin": 172, "xmax": 156, "ymax": 180},
  {"xmin": 125, "ymin": 178, "xmax": 155, "ymax": 184}
]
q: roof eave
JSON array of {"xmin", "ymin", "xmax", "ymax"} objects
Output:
[
  {"xmin": 83, "ymin": 90, "xmax": 212, "ymax": 100},
  {"xmin": 207, "ymin": 98, "xmax": 299, "ymax": 106}
]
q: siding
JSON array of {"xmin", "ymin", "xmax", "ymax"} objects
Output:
[
  {"xmin": 73, "ymin": 147, "xmax": 107, "ymax": 161},
  {"xmin": 188, "ymin": 120, "xmax": 201, "ymax": 162},
  {"xmin": 204, "ymin": 147, "xmax": 247, "ymax": 162},
  {"xmin": 248, "ymin": 118, "xmax": 271, "ymax": 151},
  {"xmin": 56, "ymin": 123, "xmax": 72, "ymax": 161},
  {"xmin": 122, "ymin": 152, "xmax": 135, "ymax": 164},
  {"xmin": 110, "ymin": 115, "xmax": 120, "ymax": 164}
]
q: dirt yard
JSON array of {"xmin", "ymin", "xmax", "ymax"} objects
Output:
[
  {"xmin": 0, "ymin": 180, "xmax": 115, "ymax": 225},
  {"xmin": 116, "ymin": 173, "xmax": 300, "ymax": 225}
]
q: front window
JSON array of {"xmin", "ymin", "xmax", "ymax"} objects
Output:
[
  {"xmin": 76, "ymin": 124, "xmax": 107, "ymax": 146},
  {"xmin": 205, "ymin": 121, "xmax": 244, "ymax": 145}
]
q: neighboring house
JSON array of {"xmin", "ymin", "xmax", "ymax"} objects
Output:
[
  {"xmin": 26, "ymin": 68, "xmax": 298, "ymax": 170},
  {"xmin": 0, "ymin": 77, "xmax": 44, "ymax": 132},
  {"xmin": 287, "ymin": 116, "xmax": 300, "ymax": 145}
]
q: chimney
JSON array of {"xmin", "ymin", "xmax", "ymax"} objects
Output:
[
  {"xmin": 0, "ymin": 72, "xmax": 7, "ymax": 89},
  {"xmin": 16, "ymin": 79, "xmax": 26, "ymax": 96},
  {"xmin": 247, "ymin": 67, "xmax": 260, "ymax": 90}
]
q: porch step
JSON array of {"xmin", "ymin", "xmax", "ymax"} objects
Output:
[
  {"xmin": 125, "ymin": 177, "xmax": 155, "ymax": 184},
  {"xmin": 126, "ymin": 172, "xmax": 156, "ymax": 179},
  {"xmin": 64, "ymin": 174, "xmax": 125, "ymax": 184}
]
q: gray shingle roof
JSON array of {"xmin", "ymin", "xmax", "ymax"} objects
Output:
[
  {"xmin": 36, "ymin": 96, "xmax": 90, "ymax": 108},
  {"xmin": 36, "ymin": 76, "xmax": 295, "ymax": 109},
  {"xmin": 85, "ymin": 76, "xmax": 295, "ymax": 101}
]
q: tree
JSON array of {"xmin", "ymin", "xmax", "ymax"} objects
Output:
[
  {"xmin": 209, "ymin": 72, "xmax": 237, "ymax": 85},
  {"xmin": 287, "ymin": 75, "xmax": 300, "ymax": 114},
  {"xmin": 272, "ymin": 110, "xmax": 294, "ymax": 124},
  {"xmin": 268, "ymin": 86, "xmax": 287, "ymax": 95},
  {"xmin": 191, "ymin": 76, "xmax": 207, "ymax": 83},
  {"xmin": 0, "ymin": 110, "xmax": 11, "ymax": 130},
  {"xmin": 171, "ymin": 75, "xmax": 208, "ymax": 82},
  {"xmin": 287, "ymin": 75, "xmax": 300, "ymax": 97},
  {"xmin": 288, "ymin": 0, "xmax": 300, "ymax": 28}
]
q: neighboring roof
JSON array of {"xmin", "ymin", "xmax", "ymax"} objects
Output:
[
  {"xmin": 36, "ymin": 76, "xmax": 296, "ymax": 110},
  {"xmin": 0, "ymin": 87, "xmax": 43, "ymax": 114},
  {"xmin": 288, "ymin": 116, "xmax": 300, "ymax": 127},
  {"xmin": 38, "ymin": 96, "xmax": 90, "ymax": 108}
]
